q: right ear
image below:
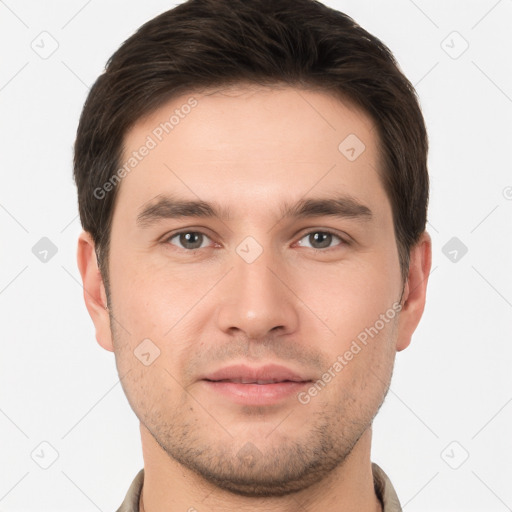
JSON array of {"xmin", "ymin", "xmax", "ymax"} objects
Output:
[{"xmin": 76, "ymin": 231, "xmax": 114, "ymax": 352}]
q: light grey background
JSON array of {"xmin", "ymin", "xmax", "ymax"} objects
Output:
[{"xmin": 1, "ymin": 1, "xmax": 511, "ymax": 510}]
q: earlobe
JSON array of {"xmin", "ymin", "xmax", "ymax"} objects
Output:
[
  {"xmin": 76, "ymin": 231, "xmax": 114, "ymax": 352},
  {"xmin": 396, "ymin": 231, "xmax": 432, "ymax": 352}
]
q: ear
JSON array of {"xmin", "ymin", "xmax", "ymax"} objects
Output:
[
  {"xmin": 396, "ymin": 231, "xmax": 432, "ymax": 352},
  {"xmin": 76, "ymin": 231, "xmax": 114, "ymax": 352}
]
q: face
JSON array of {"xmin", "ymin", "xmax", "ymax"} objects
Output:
[{"xmin": 79, "ymin": 84, "xmax": 429, "ymax": 497}]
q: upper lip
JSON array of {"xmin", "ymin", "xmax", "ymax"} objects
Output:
[{"xmin": 201, "ymin": 364, "xmax": 312, "ymax": 384}]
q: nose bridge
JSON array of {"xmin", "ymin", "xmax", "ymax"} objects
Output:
[{"xmin": 215, "ymin": 237, "xmax": 299, "ymax": 339}]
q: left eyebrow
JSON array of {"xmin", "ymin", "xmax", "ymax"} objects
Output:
[{"xmin": 279, "ymin": 196, "xmax": 373, "ymax": 222}]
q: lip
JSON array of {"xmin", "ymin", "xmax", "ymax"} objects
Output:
[
  {"xmin": 201, "ymin": 363, "xmax": 311, "ymax": 384},
  {"xmin": 200, "ymin": 363, "xmax": 313, "ymax": 406},
  {"xmin": 202, "ymin": 380, "xmax": 310, "ymax": 405}
]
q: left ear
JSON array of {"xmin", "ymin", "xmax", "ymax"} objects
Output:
[{"xmin": 396, "ymin": 231, "xmax": 432, "ymax": 352}]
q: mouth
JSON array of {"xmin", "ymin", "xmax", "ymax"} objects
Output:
[
  {"xmin": 201, "ymin": 363, "xmax": 312, "ymax": 383},
  {"xmin": 200, "ymin": 364, "xmax": 313, "ymax": 405},
  {"xmin": 204, "ymin": 378, "xmax": 308, "ymax": 384}
]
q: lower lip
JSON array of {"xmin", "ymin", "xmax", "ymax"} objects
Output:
[{"xmin": 202, "ymin": 380, "xmax": 310, "ymax": 405}]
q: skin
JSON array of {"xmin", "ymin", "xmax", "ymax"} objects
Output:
[{"xmin": 77, "ymin": 84, "xmax": 431, "ymax": 512}]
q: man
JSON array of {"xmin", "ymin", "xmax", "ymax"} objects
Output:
[{"xmin": 75, "ymin": 0, "xmax": 431, "ymax": 510}]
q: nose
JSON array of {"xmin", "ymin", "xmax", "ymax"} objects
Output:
[{"xmin": 215, "ymin": 247, "xmax": 299, "ymax": 340}]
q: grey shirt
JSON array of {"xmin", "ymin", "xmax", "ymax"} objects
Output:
[{"xmin": 116, "ymin": 462, "xmax": 402, "ymax": 512}]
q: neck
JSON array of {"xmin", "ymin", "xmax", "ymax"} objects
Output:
[{"xmin": 138, "ymin": 424, "xmax": 381, "ymax": 512}]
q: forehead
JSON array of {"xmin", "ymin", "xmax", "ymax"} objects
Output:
[{"xmin": 115, "ymin": 85, "xmax": 389, "ymax": 223}]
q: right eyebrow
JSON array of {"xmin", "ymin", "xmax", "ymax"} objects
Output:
[{"xmin": 136, "ymin": 195, "xmax": 232, "ymax": 228}]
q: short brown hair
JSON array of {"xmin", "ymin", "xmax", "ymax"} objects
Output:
[{"xmin": 74, "ymin": 0, "xmax": 428, "ymax": 287}]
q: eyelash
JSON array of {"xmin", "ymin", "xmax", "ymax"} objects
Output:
[{"xmin": 164, "ymin": 229, "xmax": 349, "ymax": 253}]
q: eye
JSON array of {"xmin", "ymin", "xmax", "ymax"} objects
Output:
[
  {"xmin": 164, "ymin": 229, "xmax": 347, "ymax": 252},
  {"xmin": 296, "ymin": 230, "xmax": 346, "ymax": 250},
  {"xmin": 166, "ymin": 231, "xmax": 212, "ymax": 250}
]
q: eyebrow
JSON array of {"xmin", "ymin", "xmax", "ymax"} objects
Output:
[{"xmin": 136, "ymin": 193, "xmax": 373, "ymax": 227}]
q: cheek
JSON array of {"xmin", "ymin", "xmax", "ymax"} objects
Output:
[
  {"xmin": 108, "ymin": 251, "xmax": 183, "ymax": 333},
  {"xmin": 107, "ymin": 253, "xmax": 219, "ymax": 382},
  {"xmin": 293, "ymin": 256, "xmax": 401, "ymax": 400},
  {"xmin": 297, "ymin": 258, "xmax": 401, "ymax": 344}
]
